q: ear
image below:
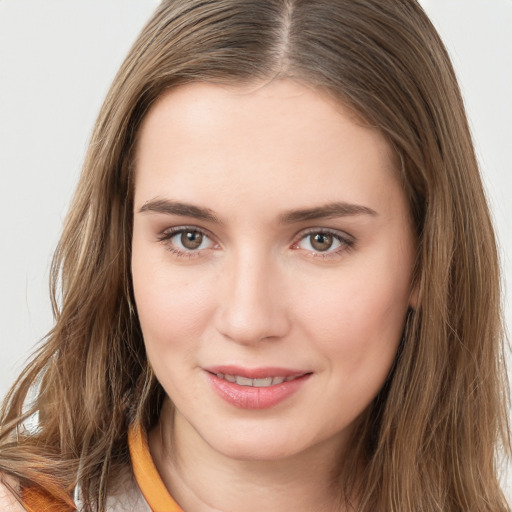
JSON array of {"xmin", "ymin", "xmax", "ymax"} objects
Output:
[{"xmin": 408, "ymin": 280, "xmax": 419, "ymax": 310}]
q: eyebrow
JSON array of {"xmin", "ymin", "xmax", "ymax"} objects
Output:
[
  {"xmin": 139, "ymin": 198, "xmax": 377, "ymax": 224},
  {"xmin": 279, "ymin": 202, "xmax": 378, "ymax": 223},
  {"xmin": 139, "ymin": 199, "xmax": 221, "ymax": 223}
]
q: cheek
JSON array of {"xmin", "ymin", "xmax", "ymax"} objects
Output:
[
  {"xmin": 296, "ymin": 254, "xmax": 411, "ymax": 375},
  {"xmin": 131, "ymin": 243, "xmax": 216, "ymax": 353},
  {"xmin": 297, "ymin": 269, "xmax": 409, "ymax": 423}
]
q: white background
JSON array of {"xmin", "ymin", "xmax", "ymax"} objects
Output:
[{"xmin": 1, "ymin": 0, "xmax": 511, "ymax": 493}]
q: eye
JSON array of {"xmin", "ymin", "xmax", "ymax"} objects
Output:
[
  {"xmin": 306, "ymin": 232, "xmax": 338, "ymax": 252},
  {"xmin": 177, "ymin": 230, "xmax": 207, "ymax": 250},
  {"xmin": 158, "ymin": 227, "xmax": 216, "ymax": 255},
  {"xmin": 294, "ymin": 229, "xmax": 354, "ymax": 256}
]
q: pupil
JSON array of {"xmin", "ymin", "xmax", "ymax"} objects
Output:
[
  {"xmin": 311, "ymin": 233, "xmax": 332, "ymax": 251},
  {"xmin": 181, "ymin": 231, "xmax": 203, "ymax": 249}
]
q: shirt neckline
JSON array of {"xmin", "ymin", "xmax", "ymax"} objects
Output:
[{"xmin": 128, "ymin": 423, "xmax": 183, "ymax": 512}]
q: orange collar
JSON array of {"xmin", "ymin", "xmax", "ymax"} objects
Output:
[{"xmin": 128, "ymin": 424, "xmax": 183, "ymax": 512}]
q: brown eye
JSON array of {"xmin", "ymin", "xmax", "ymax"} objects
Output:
[
  {"xmin": 295, "ymin": 230, "xmax": 351, "ymax": 256},
  {"xmin": 310, "ymin": 233, "xmax": 333, "ymax": 252},
  {"xmin": 181, "ymin": 230, "xmax": 203, "ymax": 249},
  {"xmin": 159, "ymin": 227, "xmax": 216, "ymax": 256}
]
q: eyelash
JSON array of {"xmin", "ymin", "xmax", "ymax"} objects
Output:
[
  {"xmin": 156, "ymin": 226, "xmax": 355, "ymax": 259},
  {"xmin": 156, "ymin": 226, "xmax": 215, "ymax": 259},
  {"xmin": 292, "ymin": 228, "xmax": 355, "ymax": 259}
]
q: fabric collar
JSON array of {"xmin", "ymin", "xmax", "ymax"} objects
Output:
[{"xmin": 128, "ymin": 424, "xmax": 183, "ymax": 512}]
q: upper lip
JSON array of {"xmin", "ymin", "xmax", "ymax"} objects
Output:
[{"xmin": 204, "ymin": 365, "xmax": 310, "ymax": 379}]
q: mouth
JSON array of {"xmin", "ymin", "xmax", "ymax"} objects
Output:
[
  {"xmin": 211, "ymin": 372, "xmax": 303, "ymax": 388},
  {"xmin": 204, "ymin": 366, "xmax": 312, "ymax": 409}
]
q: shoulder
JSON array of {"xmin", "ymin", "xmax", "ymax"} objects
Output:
[{"xmin": 0, "ymin": 475, "xmax": 26, "ymax": 512}]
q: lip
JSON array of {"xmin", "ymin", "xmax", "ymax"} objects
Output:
[
  {"xmin": 204, "ymin": 366, "xmax": 312, "ymax": 410},
  {"xmin": 205, "ymin": 365, "xmax": 308, "ymax": 379}
]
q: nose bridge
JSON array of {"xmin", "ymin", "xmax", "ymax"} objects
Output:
[{"xmin": 215, "ymin": 245, "xmax": 290, "ymax": 344}]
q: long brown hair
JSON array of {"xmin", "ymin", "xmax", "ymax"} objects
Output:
[{"xmin": 1, "ymin": 1, "xmax": 509, "ymax": 510}]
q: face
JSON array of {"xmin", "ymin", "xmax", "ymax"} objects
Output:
[{"xmin": 132, "ymin": 80, "xmax": 417, "ymax": 462}]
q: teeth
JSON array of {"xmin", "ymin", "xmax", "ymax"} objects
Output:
[
  {"xmin": 216, "ymin": 373, "xmax": 298, "ymax": 387},
  {"xmin": 253, "ymin": 377, "xmax": 273, "ymax": 387},
  {"xmin": 235, "ymin": 376, "xmax": 253, "ymax": 386}
]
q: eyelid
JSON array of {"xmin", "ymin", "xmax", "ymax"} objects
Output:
[
  {"xmin": 296, "ymin": 226, "xmax": 354, "ymax": 242},
  {"xmin": 292, "ymin": 227, "xmax": 355, "ymax": 257},
  {"xmin": 157, "ymin": 225, "xmax": 218, "ymax": 256},
  {"xmin": 157, "ymin": 224, "xmax": 212, "ymax": 240}
]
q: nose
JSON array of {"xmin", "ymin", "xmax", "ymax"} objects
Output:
[{"xmin": 215, "ymin": 250, "xmax": 291, "ymax": 345}]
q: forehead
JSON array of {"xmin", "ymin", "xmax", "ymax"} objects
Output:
[
  {"xmin": 135, "ymin": 79, "xmax": 390, "ymax": 155},
  {"xmin": 133, "ymin": 80, "xmax": 404, "ymax": 219}
]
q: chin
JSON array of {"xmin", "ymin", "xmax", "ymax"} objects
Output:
[
  {"xmin": 211, "ymin": 436, "xmax": 305, "ymax": 462},
  {"xmin": 200, "ymin": 421, "xmax": 333, "ymax": 463}
]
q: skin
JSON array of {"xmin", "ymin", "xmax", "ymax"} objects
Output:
[
  {"xmin": 0, "ymin": 477, "xmax": 24, "ymax": 512},
  {"xmin": 131, "ymin": 79, "xmax": 417, "ymax": 512}
]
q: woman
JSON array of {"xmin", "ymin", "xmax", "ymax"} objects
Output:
[{"xmin": 0, "ymin": 0, "xmax": 509, "ymax": 510}]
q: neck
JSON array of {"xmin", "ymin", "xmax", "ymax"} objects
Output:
[{"xmin": 148, "ymin": 400, "xmax": 354, "ymax": 512}]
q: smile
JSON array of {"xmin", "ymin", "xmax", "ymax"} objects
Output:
[
  {"xmin": 214, "ymin": 373, "xmax": 300, "ymax": 387},
  {"xmin": 205, "ymin": 367, "xmax": 312, "ymax": 409}
]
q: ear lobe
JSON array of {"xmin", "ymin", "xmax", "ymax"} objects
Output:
[{"xmin": 408, "ymin": 281, "xmax": 419, "ymax": 310}]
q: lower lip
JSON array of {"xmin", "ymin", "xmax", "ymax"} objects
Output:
[{"xmin": 206, "ymin": 373, "xmax": 310, "ymax": 409}]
